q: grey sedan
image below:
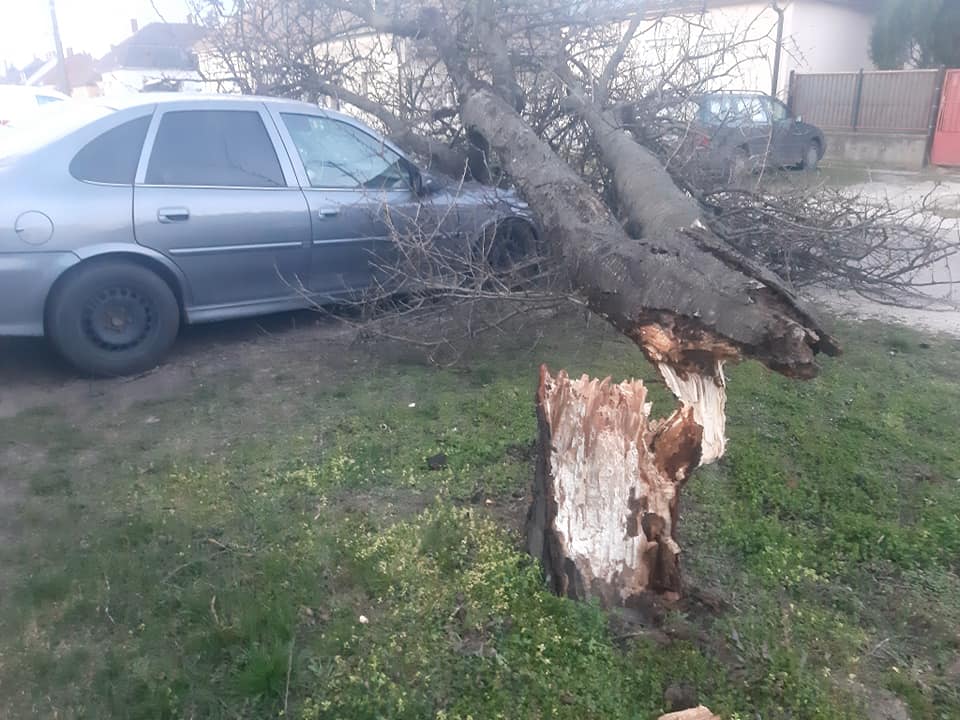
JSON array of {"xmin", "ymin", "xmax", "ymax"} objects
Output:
[{"xmin": 0, "ymin": 94, "xmax": 537, "ymax": 376}]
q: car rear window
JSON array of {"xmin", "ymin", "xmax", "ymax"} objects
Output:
[
  {"xmin": 69, "ymin": 115, "xmax": 151, "ymax": 184},
  {"xmin": 144, "ymin": 110, "xmax": 285, "ymax": 187},
  {"xmin": 0, "ymin": 102, "xmax": 113, "ymax": 159}
]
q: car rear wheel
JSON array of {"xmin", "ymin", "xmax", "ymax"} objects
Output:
[
  {"xmin": 802, "ymin": 141, "xmax": 821, "ymax": 172},
  {"xmin": 46, "ymin": 260, "xmax": 180, "ymax": 376}
]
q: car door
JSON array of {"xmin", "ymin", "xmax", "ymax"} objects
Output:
[
  {"xmin": 738, "ymin": 95, "xmax": 776, "ymax": 166},
  {"xmin": 270, "ymin": 109, "xmax": 424, "ymax": 297},
  {"xmin": 133, "ymin": 102, "xmax": 312, "ymax": 316},
  {"xmin": 766, "ymin": 97, "xmax": 805, "ymax": 167}
]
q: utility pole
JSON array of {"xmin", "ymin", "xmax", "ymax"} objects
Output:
[
  {"xmin": 771, "ymin": 1, "xmax": 785, "ymax": 97},
  {"xmin": 48, "ymin": 0, "xmax": 71, "ymax": 94}
]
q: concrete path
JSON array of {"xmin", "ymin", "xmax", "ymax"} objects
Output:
[{"xmin": 812, "ymin": 169, "xmax": 960, "ymax": 337}]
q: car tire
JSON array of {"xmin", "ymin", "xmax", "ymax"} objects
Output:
[
  {"xmin": 46, "ymin": 260, "xmax": 180, "ymax": 377},
  {"xmin": 479, "ymin": 220, "xmax": 542, "ymax": 288},
  {"xmin": 802, "ymin": 141, "xmax": 820, "ymax": 172}
]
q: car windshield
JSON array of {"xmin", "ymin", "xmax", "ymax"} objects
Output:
[
  {"xmin": 0, "ymin": 102, "xmax": 114, "ymax": 160},
  {"xmin": 699, "ymin": 95, "xmax": 768, "ymax": 126}
]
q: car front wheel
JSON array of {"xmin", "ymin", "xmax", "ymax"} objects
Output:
[{"xmin": 46, "ymin": 260, "xmax": 180, "ymax": 376}]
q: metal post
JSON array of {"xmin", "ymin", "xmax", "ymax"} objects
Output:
[
  {"xmin": 924, "ymin": 66, "xmax": 947, "ymax": 167},
  {"xmin": 787, "ymin": 69, "xmax": 796, "ymax": 114},
  {"xmin": 851, "ymin": 68, "xmax": 864, "ymax": 131},
  {"xmin": 771, "ymin": 2, "xmax": 786, "ymax": 97},
  {"xmin": 48, "ymin": 0, "xmax": 70, "ymax": 95}
]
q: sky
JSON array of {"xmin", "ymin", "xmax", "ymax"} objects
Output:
[{"xmin": 0, "ymin": 0, "xmax": 192, "ymax": 69}]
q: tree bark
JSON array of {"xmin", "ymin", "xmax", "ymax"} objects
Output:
[{"xmin": 528, "ymin": 366, "xmax": 705, "ymax": 603}]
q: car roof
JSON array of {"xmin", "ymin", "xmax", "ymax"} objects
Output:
[
  {"xmin": 0, "ymin": 84, "xmax": 70, "ymax": 99},
  {"xmin": 697, "ymin": 90, "xmax": 773, "ymax": 100},
  {"xmin": 100, "ymin": 93, "xmax": 366, "ymax": 126},
  {"xmin": 106, "ymin": 92, "xmax": 318, "ymax": 111}
]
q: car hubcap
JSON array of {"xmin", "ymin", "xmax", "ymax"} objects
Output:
[{"xmin": 82, "ymin": 287, "xmax": 154, "ymax": 351}]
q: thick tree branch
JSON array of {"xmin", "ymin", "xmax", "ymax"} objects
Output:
[
  {"xmin": 475, "ymin": 0, "xmax": 526, "ymax": 110},
  {"xmin": 458, "ymin": 83, "xmax": 836, "ymax": 379},
  {"xmin": 556, "ymin": 71, "xmax": 839, "ymax": 365}
]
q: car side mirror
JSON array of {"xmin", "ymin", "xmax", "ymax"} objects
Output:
[
  {"xmin": 408, "ymin": 164, "xmax": 441, "ymax": 197},
  {"xmin": 406, "ymin": 162, "xmax": 425, "ymax": 196}
]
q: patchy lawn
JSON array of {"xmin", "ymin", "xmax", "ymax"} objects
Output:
[{"xmin": 0, "ymin": 313, "xmax": 958, "ymax": 719}]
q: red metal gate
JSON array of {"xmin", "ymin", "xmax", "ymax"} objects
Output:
[{"xmin": 932, "ymin": 70, "xmax": 960, "ymax": 166}]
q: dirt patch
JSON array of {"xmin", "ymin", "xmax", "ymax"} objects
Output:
[
  {"xmin": 0, "ymin": 311, "xmax": 360, "ymax": 421},
  {"xmin": 844, "ymin": 681, "xmax": 911, "ymax": 720}
]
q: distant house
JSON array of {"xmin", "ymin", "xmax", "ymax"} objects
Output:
[
  {"xmin": 97, "ymin": 20, "xmax": 207, "ymax": 95},
  {"xmin": 24, "ymin": 51, "xmax": 101, "ymax": 98},
  {"xmin": 2, "ymin": 58, "xmax": 46, "ymax": 86}
]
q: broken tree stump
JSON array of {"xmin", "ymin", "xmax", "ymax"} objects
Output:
[
  {"xmin": 527, "ymin": 365, "xmax": 710, "ymax": 605},
  {"xmin": 658, "ymin": 707, "xmax": 721, "ymax": 720}
]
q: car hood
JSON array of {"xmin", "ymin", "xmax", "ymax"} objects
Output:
[{"xmin": 428, "ymin": 176, "xmax": 532, "ymax": 215}]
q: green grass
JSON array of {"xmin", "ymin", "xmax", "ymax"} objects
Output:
[{"xmin": 1, "ymin": 315, "xmax": 958, "ymax": 719}]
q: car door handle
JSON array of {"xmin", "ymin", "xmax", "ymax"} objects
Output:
[
  {"xmin": 158, "ymin": 207, "xmax": 190, "ymax": 223},
  {"xmin": 317, "ymin": 207, "xmax": 340, "ymax": 219}
]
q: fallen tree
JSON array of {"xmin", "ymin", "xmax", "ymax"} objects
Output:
[{"xmin": 194, "ymin": 0, "xmax": 956, "ymax": 604}]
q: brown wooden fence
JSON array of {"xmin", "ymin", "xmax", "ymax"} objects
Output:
[{"xmin": 789, "ymin": 69, "xmax": 942, "ymax": 134}]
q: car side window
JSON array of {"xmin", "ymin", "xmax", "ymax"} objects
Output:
[
  {"xmin": 35, "ymin": 95, "xmax": 63, "ymax": 106},
  {"xmin": 69, "ymin": 115, "xmax": 152, "ymax": 185},
  {"xmin": 145, "ymin": 110, "xmax": 285, "ymax": 187},
  {"xmin": 768, "ymin": 99, "xmax": 789, "ymax": 122},
  {"xmin": 281, "ymin": 113, "xmax": 410, "ymax": 190},
  {"xmin": 741, "ymin": 97, "xmax": 769, "ymax": 124}
]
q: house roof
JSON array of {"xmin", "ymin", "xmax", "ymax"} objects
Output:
[{"xmin": 98, "ymin": 22, "xmax": 207, "ymax": 72}]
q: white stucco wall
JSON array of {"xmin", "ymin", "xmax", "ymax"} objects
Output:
[
  {"xmin": 780, "ymin": 1, "xmax": 875, "ymax": 89},
  {"xmin": 633, "ymin": 1, "xmax": 876, "ymax": 99}
]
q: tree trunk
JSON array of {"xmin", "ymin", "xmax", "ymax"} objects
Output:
[
  {"xmin": 527, "ymin": 366, "xmax": 706, "ymax": 603},
  {"xmin": 458, "ymin": 85, "xmax": 839, "ymax": 381}
]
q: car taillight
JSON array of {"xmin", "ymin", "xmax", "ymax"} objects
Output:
[{"xmin": 695, "ymin": 134, "xmax": 711, "ymax": 148}]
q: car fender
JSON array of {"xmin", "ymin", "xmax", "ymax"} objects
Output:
[
  {"xmin": 67, "ymin": 243, "xmax": 193, "ymax": 307},
  {"xmin": 475, "ymin": 213, "xmax": 539, "ymax": 245}
]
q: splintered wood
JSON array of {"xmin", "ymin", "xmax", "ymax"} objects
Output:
[
  {"xmin": 527, "ymin": 365, "xmax": 724, "ymax": 604},
  {"xmin": 658, "ymin": 707, "xmax": 721, "ymax": 720}
]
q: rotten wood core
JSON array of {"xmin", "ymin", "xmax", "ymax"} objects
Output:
[{"xmin": 527, "ymin": 365, "xmax": 722, "ymax": 605}]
